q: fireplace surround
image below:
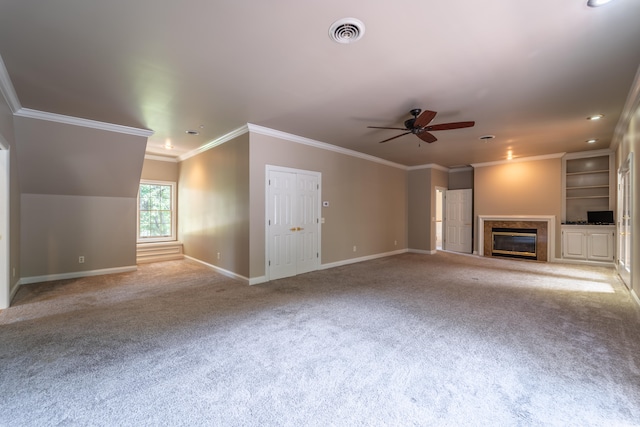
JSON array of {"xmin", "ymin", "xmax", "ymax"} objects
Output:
[{"xmin": 478, "ymin": 216, "xmax": 555, "ymax": 262}]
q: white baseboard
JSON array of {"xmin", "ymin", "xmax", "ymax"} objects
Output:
[
  {"xmin": 631, "ymin": 289, "xmax": 640, "ymax": 309},
  {"xmin": 19, "ymin": 265, "xmax": 138, "ymax": 285},
  {"xmin": 9, "ymin": 280, "xmax": 21, "ymax": 302},
  {"xmin": 408, "ymin": 249, "xmax": 436, "ymax": 255},
  {"xmin": 554, "ymin": 258, "xmax": 615, "ymax": 267},
  {"xmin": 320, "ymin": 249, "xmax": 408, "ymax": 270},
  {"xmin": 183, "ymin": 255, "xmax": 250, "ymax": 284}
]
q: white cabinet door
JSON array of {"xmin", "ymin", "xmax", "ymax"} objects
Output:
[
  {"xmin": 563, "ymin": 230, "xmax": 587, "ymax": 259},
  {"xmin": 588, "ymin": 231, "xmax": 614, "ymax": 262}
]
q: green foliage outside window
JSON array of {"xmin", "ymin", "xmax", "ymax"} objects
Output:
[{"xmin": 139, "ymin": 183, "xmax": 173, "ymax": 238}]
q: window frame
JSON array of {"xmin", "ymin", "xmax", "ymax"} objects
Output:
[{"xmin": 137, "ymin": 179, "xmax": 177, "ymax": 243}]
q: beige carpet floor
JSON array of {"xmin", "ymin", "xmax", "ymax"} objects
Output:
[{"xmin": 1, "ymin": 252, "xmax": 639, "ymax": 426}]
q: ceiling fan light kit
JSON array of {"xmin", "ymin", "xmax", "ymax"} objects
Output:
[
  {"xmin": 368, "ymin": 109, "xmax": 475, "ymax": 144},
  {"xmin": 587, "ymin": 0, "xmax": 613, "ymax": 7}
]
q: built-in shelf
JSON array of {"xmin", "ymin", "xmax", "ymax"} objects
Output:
[{"xmin": 562, "ymin": 150, "xmax": 614, "ymax": 224}]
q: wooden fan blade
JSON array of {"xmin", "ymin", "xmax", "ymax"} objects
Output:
[
  {"xmin": 367, "ymin": 126, "xmax": 409, "ymax": 131},
  {"xmin": 426, "ymin": 121, "xmax": 475, "ymax": 131},
  {"xmin": 379, "ymin": 132, "xmax": 412, "ymax": 143},
  {"xmin": 417, "ymin": 131, "xmax": 437, "ymax": 143},
  {"xmin": 414, "ymin": 110, "xmax": 437, "ymax": 128}
]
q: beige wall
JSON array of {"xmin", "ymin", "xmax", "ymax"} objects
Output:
[
  {"xmin": 20, "ymin": 194, "xmax": 136, "ymax": 278},
  {"xmin": 178, "ymin": 134, "xmax": 250, "ymax": 278},
  {"xmin": 249, "ymin": 133, "xmax": 407, "ymax": 279},
  {"xmin": 408, "ymin": 167, "xmax": 448, "ymax": 252},
  {"xmin": 474, "ymin": 157, "xmax": 562, "ymax": 256},
  {"xmin": 449, "ymin": 168, "xmax": 473, "ymax": 190},
  {"xmin": 141, "ymin": 158, "xmax": 179, "ymax": 182}
]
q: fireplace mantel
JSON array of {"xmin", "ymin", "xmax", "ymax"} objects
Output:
[{"xmin": 478, "ymin": 215, "xmax": 556, "ymax": 261}]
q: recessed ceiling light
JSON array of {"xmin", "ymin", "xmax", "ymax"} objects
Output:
[
  {"xmin": 164, "ymin": 141, "xmax": 173, "ymax": 150},
  {"xmin": 185, "ymin": 130, "xmax": 200, "ymax": 135},
  {"xmin": 329, "ymin": 18, "xmax": 365, "ymax": 44},
  {"xmin": 479, "ymin": 135, "xmax": 495, "ymax": 142},
  {"xmin": 586, "ymin": 139, "xmax": 598, "ymax": 144},
  {"xmin": 587, "ymin": 114, "xmax": 604, "ymax": 120},
  {"xmin": 587, "ymin": 0, "xmax": 613, "ymax": 7}
]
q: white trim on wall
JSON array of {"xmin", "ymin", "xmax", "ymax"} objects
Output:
[
  {"xmin": 184, "ymin": 255, "xmax": 251, "ymax": 285},
  {"xmin": 407, "ymin": 163, "xmax": 449, "ymax": 172},
  {"xmin": 19, "ymin": 265, "xmax": 137, "ymax": 286},
  {"xmin": 0, "ymin": 148, "xmax": 9, "ymax": 309},
  {"xmin": 0, "ymin": 54, "xmax": 21, "ymax": 113},
  {"xmin": 14, "ymin": 108, "xmax": 154, "ymax": 138},
  {"xmin": 178, "ymin": 125, "xmax": 249, "ymax": 162},
  {"xmin": 144, "ymin": 154, "xmax": 178, "ymax": 163},
  {"xmin": 249, "ymin": 123, "xmax": 407, "ymax": 170},
  {"xmin": 320, "ymin": 249, "xmax": 408, "ymax": 270},
  {"xmin": 471, "ymin": 153, "xmax": 565, "ymax": 168}
]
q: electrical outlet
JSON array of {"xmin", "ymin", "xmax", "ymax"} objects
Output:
[
  {"xmin": 78, "ymin": 256, "xmax": 85, "ymax": 264},
  {"xmin": 394, "ymin": 240, "xmax": 397, "ymax": 246},
  {"xmin": 217, "ymin": 252, "xmax": 221, "ymax": 260},
  {"xmin": 353, "ymin": 246, "xmax": 357, "ymax": 252}
]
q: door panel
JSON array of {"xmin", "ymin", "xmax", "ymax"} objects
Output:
[
  {"xmin": 296, "ymin": 174, "xmax": 319, "ymax": 274},
  {"xmin": 444, "ymin": 189, "xmax": 472, "ymax": 253},
  {"xmin": 269, "ymin": 171, "xmax": 297, "ymax": 280},
  {"xmin": 268, "ymin": 169, "xmax": 320, "ymax": 280}
]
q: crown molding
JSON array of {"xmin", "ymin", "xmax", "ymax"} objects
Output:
[
  {"xmin": 0, "ymin": 55, "xmax": 22, "ymax": 113},
  {"xmin": 247, "ymin": 123, "xmax": 407, "ymax": 170},
  {"xmin": 14, "ymin": 108, "xmax": 154, "ymax": 138},
  {"xmin": 144, "ymin": 154, "xmax": 178, "ymax": 163},
  {"xmin": 178, "ymin": 124, "xmax": 249, "ymax": 162},
  {"xmin": 471, "ymin": 152, "xmax": 565, "ymax": 168},
  {"xmin": 611, "ymin": 63, "xmax": 640, "ymax": 152},
  {"xmin": 407, "ymin": 163, "xmax": 449, "ymax": 172}
]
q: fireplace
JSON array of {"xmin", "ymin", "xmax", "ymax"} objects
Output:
[
  {"xmin": 491, "ymin": 228, "xmax": 537, "ymax": 260},
  {"xmin": 478, "ymin": 216, "xmax": 555, "ymax": 262}
]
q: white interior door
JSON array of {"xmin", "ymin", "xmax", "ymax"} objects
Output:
[
  {"xmin": 444, "ymin": 189, "xmax": 472, "ymax": 253},
  {"xmin": 617, "ymin": 153, "xmax": 632, "ymax": 288},
  {"xmin": 267, "ymin": 168, "xmax": 320, "ymax": 281}
]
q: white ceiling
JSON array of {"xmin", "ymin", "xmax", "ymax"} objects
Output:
[{"xmin": 1, "ymin": 0, "xmax": 639, "ymax": 167}]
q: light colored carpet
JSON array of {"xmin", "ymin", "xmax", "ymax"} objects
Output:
[{"xmin": 1, "ymin": 252, "xmax": 639, "ymax": 426}]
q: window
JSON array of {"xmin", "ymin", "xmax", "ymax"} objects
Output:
[{"xmin": 137, "ymin": 180, "xmax": 176, "ymax": 242}]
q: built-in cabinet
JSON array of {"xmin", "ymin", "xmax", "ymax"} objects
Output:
[
  {"xmin": 561, "ymin": 225, "xmax": 615, "ymax": 262},
  {"xmin": 562, "ymin": 150, "xmax": 614, "ymax": 223},
  {"xmin": 561, "ymin": 150, "xmax": 615, "ymax": 264}
]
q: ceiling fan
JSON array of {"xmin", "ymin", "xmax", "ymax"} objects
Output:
[{"xmin": 368, "ymin": 109, "xmax": 475, "ymax": 144}]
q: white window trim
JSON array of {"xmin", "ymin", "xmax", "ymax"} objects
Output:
[{"xmin": 137, "ymin": 179, "xmax": 177, "ymax": 243}]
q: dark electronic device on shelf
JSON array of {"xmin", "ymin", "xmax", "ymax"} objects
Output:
[{"xmin": 587, "ymin": 210, "xmax": 614, "ymax": 225}]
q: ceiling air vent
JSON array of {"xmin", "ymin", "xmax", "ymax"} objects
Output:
[{"xmin": 329, "ymin": 18, "xmax": 365, "ymax": 44}]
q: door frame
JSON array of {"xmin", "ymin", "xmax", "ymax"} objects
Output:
[
  {"xmin": 0, "ymin": 138, "xmax": 9, "ymax": 309},
  {"xmin": 265, "ymin": 165, "xmax": 321, "ymax": 281},
  {"xmin": 435, "ymin": 187, "xmax": 446, "ymax": 250},
  {"xmin": 617, "ymin": 152, "xmax": 633, "ymax": 290}
]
